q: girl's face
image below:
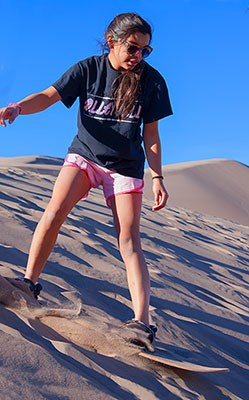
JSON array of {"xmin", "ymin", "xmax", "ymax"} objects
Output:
[{"xmin": 108, "ymin": 32, "xmax": 151, "ymax": 71}]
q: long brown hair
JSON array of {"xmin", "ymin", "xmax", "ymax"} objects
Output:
[{"xmin": 104, "ymin": 13, "xmax": 152, "ymax": 119}]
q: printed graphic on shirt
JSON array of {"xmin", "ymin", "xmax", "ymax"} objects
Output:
[{"xmin": 83, "ymin": 93, "xmax": 142, "ymax": 124}]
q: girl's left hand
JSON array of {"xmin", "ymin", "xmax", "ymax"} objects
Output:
[{"xmin": 152, "ymin": 179, "xmax": 169, "ymax": 211}]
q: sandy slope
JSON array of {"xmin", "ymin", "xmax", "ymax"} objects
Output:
[{"xmin": 0, "ymin": 156, "xmax": 248, "ymax": 400}]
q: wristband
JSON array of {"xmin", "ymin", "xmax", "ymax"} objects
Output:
[
  {"xmin": 152, "ymin": 175, "xmax": 164, "ymax": 180},
  {"xmin": 8, "ymin": 102, "xmax": 22, "ymax": 114}
]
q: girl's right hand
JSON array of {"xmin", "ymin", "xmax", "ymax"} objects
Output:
[{"xmin": 0, "ymin": 105, "xmax": 20, "ymax": 127}]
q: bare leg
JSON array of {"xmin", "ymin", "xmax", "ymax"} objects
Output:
[
  {"xmin": 110, "ymin": 193, "xmax": 150, "ymax": 325},
  {"xmin": 25, "ymin": 167, "xmax": 90, "ymax": 283}
]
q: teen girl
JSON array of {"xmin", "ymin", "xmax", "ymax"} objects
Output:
[{"xmin": 0, "ymin": 13, "xmax": 173, "ymax": 347}]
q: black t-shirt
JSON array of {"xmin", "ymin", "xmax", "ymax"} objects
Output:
[{"xmin": 52, "ymin": 54, "xmax": 172, "ymax": 178}]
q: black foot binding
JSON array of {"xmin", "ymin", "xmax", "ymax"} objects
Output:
[
  {"xmin": 123, "ymin": 320, "xmax": 157, "ymax": 350},
  {"xmin": 15, "ymin": 278, "xmax": 43, "ymax": 299}
]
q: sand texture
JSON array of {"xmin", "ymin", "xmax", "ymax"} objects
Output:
[{"xmin": 0, "ymin": 156, "xmax": 248, "ymax": 399}]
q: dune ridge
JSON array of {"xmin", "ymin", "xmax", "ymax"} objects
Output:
[{"xmin": 144, "ymin": 158, "xmax": 249, "ymax": 227}]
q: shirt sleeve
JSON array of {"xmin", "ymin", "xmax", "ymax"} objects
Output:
[
  {"xmin": 143, "ymin": 70, "xmax": 173, "ymax": 124},
  {"xmin": 52, "ymin": 62, "xmax": 84, "ymax": 108}
]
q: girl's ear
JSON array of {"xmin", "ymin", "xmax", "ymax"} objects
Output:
[{"xmin": 106, "ymin": 34, "xmax": 117, "ymax": 49}]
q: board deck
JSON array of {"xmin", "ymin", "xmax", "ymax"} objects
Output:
[{"xmin": 139, "ymin": 351, "xmax": 229, "ymax": 373}]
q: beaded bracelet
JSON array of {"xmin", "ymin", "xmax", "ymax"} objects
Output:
[
  {"xmin": 152, "ymin": 175, "xmax": 164, "ymax": 180},
  {"xmin": 8, "ymin": 102, "xmax": 22, "ymax": 114}
]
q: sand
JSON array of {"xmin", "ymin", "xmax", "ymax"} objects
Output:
[{"xmin": 0, "ymin": 156, "xmax": 248, "ymax": 399}]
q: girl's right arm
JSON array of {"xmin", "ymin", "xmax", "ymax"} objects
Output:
[{"xmin": 0, "ymin": 86, "xmax": 61, "ymax": 127}]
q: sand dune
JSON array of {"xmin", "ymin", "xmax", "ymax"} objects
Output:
[
  {"xmin": 0, "ymin": 156, "xmax": 248, "ymax": 399},
  {"xmin": 144, "ymin": 159, "xmax": 249, "ymax": 226}
]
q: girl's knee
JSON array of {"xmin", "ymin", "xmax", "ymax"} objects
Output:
[
  {"xmin": 42, "ymin": 203, "xmax": 67, "ymax": 229},
  {"xmin": 119, "ymin": 234, "xmax": 141, "ymax": 258}
]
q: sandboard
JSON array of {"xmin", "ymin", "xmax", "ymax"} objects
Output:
[
  {"xmin": 139, "ymin": 350, "xmax": 229, "ymax": 373},
  {"xmin": 0, "ymin": 276, "xmax": 229, "ymax": 373}
]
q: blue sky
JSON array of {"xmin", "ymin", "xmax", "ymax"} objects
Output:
[{"xmin": 1, "ymin": 0, "xmax": 248, "ymax": 166}]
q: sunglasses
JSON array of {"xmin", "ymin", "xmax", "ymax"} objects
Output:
[{"xmin": 113, "ymin": 36, "xmax": 153, "ymax": 59}]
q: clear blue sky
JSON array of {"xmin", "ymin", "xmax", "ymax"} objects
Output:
[{"xmin": 1, "ymin": 0, "xmax": 248, "ymax": 166}]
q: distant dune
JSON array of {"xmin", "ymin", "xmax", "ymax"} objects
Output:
[
  {"xmin": 0, "ymin": 155, "xmax": 63, "ymax": 177},
  {"xmin": 0, "ymin": 156, "xmax": 248, "ymax": 399},
  {"xmin": 144, "ymin": 158, "xmax": 249, "ymax": 226},
  {"xmin": 0, "ymin": 155, "xmax": 63, "ymax": 166}
]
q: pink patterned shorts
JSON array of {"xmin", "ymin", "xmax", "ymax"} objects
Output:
[{"xmin": 63, "ymin": 153, "xmax": 144, "ymax": 207}]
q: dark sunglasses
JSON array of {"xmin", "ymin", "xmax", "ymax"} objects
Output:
[{"xmin": 113, "ymin": 36, "xmax": 153, "ymax": 58}]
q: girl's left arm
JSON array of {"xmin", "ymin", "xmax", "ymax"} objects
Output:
[{"xmin": 143, "ymin": 121, "xmax": 169, "ymax": 211}]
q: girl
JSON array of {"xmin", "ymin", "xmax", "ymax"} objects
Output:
[{"xmin": 0, "ymin": 13, "xmax": 172, "ymax": 348}]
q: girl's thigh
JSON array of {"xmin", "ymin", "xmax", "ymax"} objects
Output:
[{"xmin": 49, "ymin": 166, "xmax": 91, "ymax": 213}]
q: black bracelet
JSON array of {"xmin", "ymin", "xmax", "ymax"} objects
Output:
[{"xmin": 152, "ymin": 175, "xmax": 164, "ymax": 180}]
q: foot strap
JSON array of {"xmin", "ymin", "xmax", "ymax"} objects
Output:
[
  {"xmin": 124, "ymin": 320, "xmax": 157, "ymax": 342},
  {"xmin": 16, "ymin": 278, "xmax": 43, "ymax": 299}
]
